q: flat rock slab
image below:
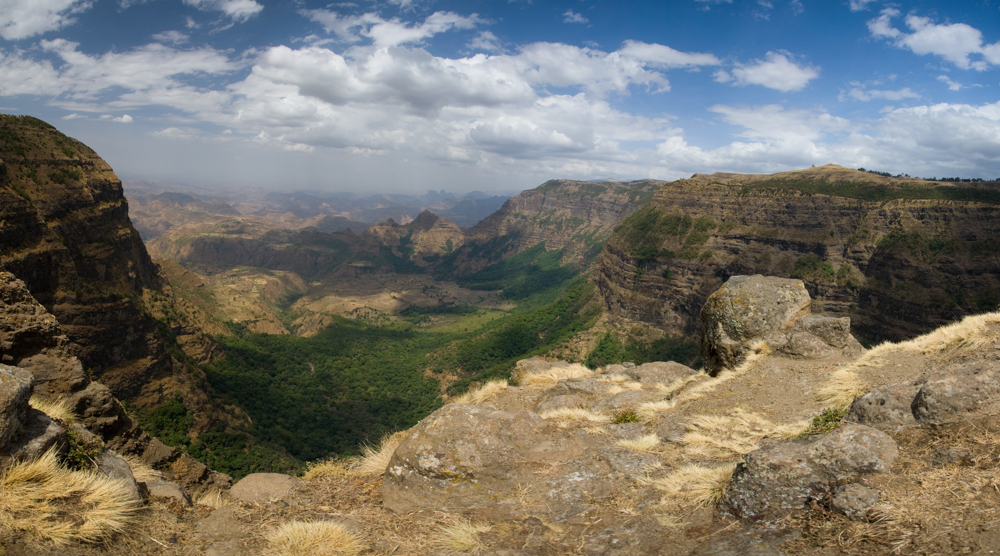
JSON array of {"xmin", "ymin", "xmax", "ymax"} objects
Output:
[
  {"xmin": 229, "ymin": 473, "xmax": 299, "ymax": 504},
  {"xmin": 146, "ymin": 480, "xmax": 193, "ymax": 506},
  {"xmin": 0, "ymin": 364, "xmax": 33, "ymax": 449},
  {"xmin": 195, "ymin": 507, "xmax": 243, "ymax": 542}
]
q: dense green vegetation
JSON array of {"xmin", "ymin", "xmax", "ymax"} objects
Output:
[
  {"xmin": 739, "ymin": 179, "xmax": 1000, "ymax": 205},
  {"xmin": 456, "ymin": 242, "xmax": 578, "ymax": 300},
  {"xmin": 614, "ymin": 206, "xmax": 719, "ymax": 264},
  {"xmin": 584, "ymin": 331, "xmax": 700, "ymax": 369}
]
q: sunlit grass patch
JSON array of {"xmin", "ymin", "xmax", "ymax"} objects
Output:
[
  {"xmin": 355, "ymin": 431, "xmax": 408, "ymax": 477},
  {"xmin": 432, "ymin": 518, "xmax": 492, "ymax": 554},
  {"xmin": 653, "ymin": 463, "xmax": 737, "ymax": 509},
  {"xmin": 29, "ymin": 396, "xmax": 76, "ymax": 424},
  {"xmin": 681, "ymin": 409, "xmax": 806, "ymax": 460},
  {"xmin": 538, "ymin": 407, "xmax": 610, "ymax": 425},
  {"xmin": 518, "ymin": 363, "xmax": 593, "ymax": 388},
  {"xmin": 452, "ymin": 379, "xmax": 508, "ymax": 405},
  {"xmin": 266, "ymin": 520, "xmax": 365, "ymax": 556},
  {"xmin": 616, "ymin": 433, "xmax": 660, "ymax": 452}
]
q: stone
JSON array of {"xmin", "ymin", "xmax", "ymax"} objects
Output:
[
  {"xmin": 912, "ymin": 361, "xmax": 1000, "ymax": 425},
  {"xmin": 700, "ymin": 276, "xmax": 812, "ymax": 373},
  {"xmin": 146, "ymin": 480, "xmax": 193, "ymax": 506},
  {"xmin": 97, "ymin": 449, "xmax": 142, "ymax": 502},
  {"xmin": 794, "ymin": 315, "xmax": 852, "ymax": 349},
  {"xmin": 142, "ymin": 437, "xmax": 179, "ymax": 467},
  {"xmin": 229, "ymin": 473, "xmax": 299, "ymax": 504},
  {"xmin": 512, "ymin": 357, "xmax": 571, "ymax": 384},
  {"xmin": 195, "ymin": 507, "xmax": 243, "ymax": 542},
  {"xmin": 0, "ymin": 364, "xmax": 32, "ymax": 450},
  {"xmin": 831, "ymin": 483, "xmax": 879, "ymax": 521},
  {"xmin": 548, "ymin": 377, "xmax": 621, "ymax": 398},
  {"xmin": 846, "ymin": 383, "xmax": 921, "ymax": 430},
  {"xmin": 535, "ymin": 394, "xmax": 588, "ymax": 413},
  {"xmin": 781, "ymin": 332, "xmax": 836, "ymax": 359},
  {"xmin": 624, "ymin": 361, "xmax": 698, "ymax": 385},
  {"xmin": 723, "ymin": 425, "xmax": 898, "ymax": 520},
  {"xmin": 690, "ymin": 528, "xmax": 800, "ymax": 556},
  {"xmin": 204, "ymin": 540, "xmax": 242, "ymax": 556},
  {"xmin": 3, "ymin": 408, "xmax": 67, "ymax": 464},
  {"xmin": 590, "ymin": 390, "xmax": 660, "ymax": 414}
]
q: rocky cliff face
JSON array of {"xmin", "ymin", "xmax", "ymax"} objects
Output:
[
  {"xmin": 446, "ymin": 179, "xmax": 664, "ymax": 273},
  {"xmin": 594, "ymin": 165, "xmax": 1000, "ymax": 343},
  {"xmin": 357, "ymin": 209, "xmax": 467, "ymax": 269},
  {"xmin": 0, "ymin": 115, "xmax": 206, "ymax": 409}
]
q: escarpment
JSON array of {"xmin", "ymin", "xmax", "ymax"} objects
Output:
[{"xmin": 594, "ymin": 165, "xmax": 1000, "ymax": 343}]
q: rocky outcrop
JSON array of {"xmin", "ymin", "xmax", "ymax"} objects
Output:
[
  {"xmin": 356, "ymin": 210, "xmax": 467, "ymax": 269},
  {"xmin": 0, "ymin": 364, "xmax": 32, "ymax": 448},
  {"xmin": 594, "ymin": 165, "xmax": 1000, "ymax": 344},
  {"xmin": 700, "ymin": 275, "xmax": 862, "ymax": 373}
]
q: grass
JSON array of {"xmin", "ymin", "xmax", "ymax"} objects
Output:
[
  {"xmin": 816, "ymin": 369, "xmax": 868, "ymax": 409},
  {"xmin": 432, "ymin": 518, "xmax": 492, "ymax": 554},
  {"xmin": 651, "ymin": 463, "xmax": 738, "ymax": 509},
  {"xmin": 0, "ymin": 449, "xmax": 139, "ymax": 545},
  {"xmin": 800, "ymin": 407, "xmax": 847, "ymax": 437},
  {"xmin": 266, "ymin": 520, "xmax": 365, "ymax": 556},
  {"xmin": 616, "ymin": 433, "xmax": 661, "ymax": 452},
  {"xmin": 302, "ymin": 458, "xmax": 354, "ymax": 481},
  {"xmin": 538, "ymin": 407, "xmax": 610, "ymax": 424},
  {"xmin": 355, "ymin": 431, "xmax": 408, "ymax": 477},
  {"xmin": 120, "ymin": 453, "xmax": 162, "ymax": 483},
  {"xmin": 195, "ymin": 489, "xmax": 230, "ymax": 509},
  {"xmin": 28, "ymin": 396, "xmax": 76, "ymax": 424},
  {"xmin": 681, "ymin": 409, "xmax": 806, "ymax": 460},
  {"xmin": 451, "ymin": 379, "xmax": 508, "ymax": 405}
]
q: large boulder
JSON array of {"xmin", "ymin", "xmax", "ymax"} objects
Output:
[
  {"xmin": 845, "ymin": 383, "xmax": 921, "ymax": 430},
  {"xmin": 912, "ymin": 361, "xmax": 1000, "ymax": 426},
  {"xmin": 0, "ymin": 363, "xmax": 33, "ymax": 449},
  {"xmin": 701, "ymin": 276, "xmax": 811, "ymax": 373},
  {"xmin": 229, "ymin": 473, "xmax": 299, "ymax": 504},
  {"xmin": 723, "ymin": 424, "xmax": 897, "ymax": 520}
]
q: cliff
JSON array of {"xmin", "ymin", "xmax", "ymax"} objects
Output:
[{"xmin": 593, "ymin": 164, "xmax": 1000, "ymax": 343}]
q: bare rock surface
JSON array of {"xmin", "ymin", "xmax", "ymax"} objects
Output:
[
  {"xmin": 229, "ymin": 473, "xmax": 299, "ymax": 504},
  {"xmin": 831, "ymin": 483, "xmax": 880, "ymax": 521},
  {"xmin": 145, "ymin": 480, "xmax": 193, "ymax": 506},
  {"xmin": 3, "ymin": 408, "xmax": 67, "ymax": 464},
  {"xmin": 912, "ymin": 361, "xmax": 1000, "ymax": 425},
  {"xmin": 0, "ymin": 363, "xmax": 33, "ymax": 449},
  {"xmin": 846, "ymin": 382, "xmax": 921, "ymax": 430},
  {"xmin": 723, "ymin": 424, "xmax": 897, "ymax": 520}
]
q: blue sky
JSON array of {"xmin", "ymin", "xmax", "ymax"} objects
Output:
[{"xmin": 1, "ymin": 0, "xmax": 999, "ymax": 193}]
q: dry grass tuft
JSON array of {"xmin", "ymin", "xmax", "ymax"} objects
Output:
[
  {"xmin": 653, "ymin": 463, "xmax": 737, "ymax": 509},
  {"xmin": 195, "ymin": 488, "xmax": 230, "ymax": 509},
  {"xmin": 682, "ymin": 409, "xmax": 806, "ymax": 460},
  {"xmin": 616, "ymin": 433, "xmax": 660, "ymax": 452},
  {"xmin": 452, "ymin": 379, "xmax": 508, "ymax": 405},
  {"xmin": 432, "ymin": 518, "xmax": 492, "ymax": 554},
  {"xmin": 518, "ymin": 363, "xmax": 592, "ymax": 388},
  {"xmin": 636, "ymin": 399, "xmax": 678, "ymax": 422},
  {"xmin": 302, "ymin": 457, "xmax": 355, "ymax": 481},
  {"xmin": 538, "ymin": 407, "xmax": 610, "ymax": 425},
  {"xmin": 355, "ymin": 431, "xmax": 408, "ymax": 477},
  {"xmin": 0, "ymin": 449, "xmax": 139, "ymax": 545},
  {"xmin": 816, "ymin": 369, "xmax": 868, "ymax": 409},
  {"xmin": 29, "ymin": 396, "xmax": 76, "ymax": 424},
  {"xmin": 266, "ymin": 520, "xmax": 365, "ymax": 556},
  {"xmin": 120, "ymin": 453, "xmax": 162, "ymax": 483}
]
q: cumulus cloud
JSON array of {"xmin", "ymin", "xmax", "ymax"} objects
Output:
[
  {"xmin": 848, "ymin": 0, "xmax": 875, "ymax": 11},
  {"xmin": 840, "ymin": 83, "xmax": 921, "ymax": 102},
  {"xmin": 152, "ymin": 30, "xmax": 189, "ymax": 44},
  {"xmin": 302, "ymin": 10, "xmax": 480, "ymax": 47},
  {"xmin": 937, "ymin": 75, "xmax": 963, "ymax": 91},
  {"xmin": 714, "ymin": 51, "xmax": 819, "ymax": 92},
  {"xmin": 0, "ymin": 0, "xmax": 92, "ymax": 40},
  {"xmin": 563, "ymin": 10, "xmax": 588, "ymax": 24},
  {"xmin": 183, "ymin": 0, "xmax": 262, "ymax": 22},
  {"xmin": 100, "ymin": 113, "xmax": 134, "ymax": 122},
  {"xmin": 468, "ymin": 30, "xmax": 501, "ymax": 52},
  {"xmin": 869, "ymin": 10, "xmax": 1000, "ymax": 70}
]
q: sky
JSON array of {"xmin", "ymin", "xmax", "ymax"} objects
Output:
[{"xmin": 1, "ymin": 0, "xmax": 999, "ymax": 193}]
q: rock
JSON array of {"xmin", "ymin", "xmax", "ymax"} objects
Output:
[
  {"xmin": 204, "ymin": 540, "xmax": 242, "ymax": 556},
  {"xmin": 846, "ymin": 383, "xmax": 920, "ymax": 430},
  {"xmin": 146, "ymin": 480, "xmax": 193, "ymax": 506},
  {"xmin": 624, "ymin": 361, "xmax": 698, "ymax": 385},
  {"xmin": 831, "ymin": 483, "xmax": 879, "ymax": 521},
  {"xmin": 655, "ymin": 418, "xmax": 688, "ymax": 443},
  {"xmin": 543, "ymin": 459, "xmax": 615, "ymax": 521},
  {"xmin": 512, "ymin": 357, "xmax": 570, "ymax": 383},
  {"xmin": 548, "ymin": 377, "xmax": 620, "ymax": 398},
  {"xmin": 931, "ymin": 446, "xmax": 972, "ymax": 466},
  {"xmin": 142, "ymin": 437, "xmax": 179, "ymax": 467},
  {"xmin": 229, "ymin": 473, "xmax": 299, "ymax": 504},
  {"xmin": 912, "ymin": 362, "xmax": 1000, "ymax": 425},
  {"xmin": 195, "ymin": 507, "xmax": 243, "ymax": 542},
  {"xmin": 536, "ymin": 394, "xmax": 588, "ymax": 413},
  {"xmin": 700, "ymin": 276, "xmax": 811, "ymax": 373},
  {"xmin": 723, "ymin": 424, "xmax": 898, "ymax": 520},
  {"xmin": 603, "ymin": 448, "xmax": 659, "ymax": 479},
  {"xmin": 781, "ymin": 332, "xmax": 836, "ymax": 359},
  {"xmin": 690, "ymin": 528, "xmax": 800, "ymax": 556},
  {"xmin": 794, "ymin": 316, "xmax": 852, "ymax": 349},
  {"xmin": 590, "ymin": 390, "xmax": 660, "ymax": 414},
  {"xmin": 0, "ymin": 364, "xmax": 32, "ymax": 450},
  {"xmin": 3, "ymin": 408, "xmax": 67, "ymax": 464},
  {"xmin": 97, "ymin": 450, "xmax": 142, "ymax": 502}
]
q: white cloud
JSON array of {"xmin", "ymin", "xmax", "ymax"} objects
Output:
[
  {"xmin": 61, "ymin": 113, "xmax": 84, "ymax": 120},
  {"xmin": 715, "ymin": 51, "xmax": 818, "ymax": 92},
  {"xmin": 183, "ymin": 0, "xmax": 262, "ymax": 23},
  {"xmin": 152, "ymin": 30, "xmax": 189, "ymax": 45},
  {"xmin": 100, "ymin": 113, "xmax": 134, "ymax": 123},
  {"xmin": 848, "ymin": 0, "xmax": 875, "ymax": 11},
  {"xmin": 0, "ymin": 0, "xmax": 92, "ymax": 40},
  {"xmin": 468, "ymin": 31, "xmax": 501, "ymax": 52},
  {"xmin": 937, "ymin": 75, "xmax": 963, "ymax": 91},
  {"xmin": 563, "ymin": 10, "xmax": 588, "ymax": 24},
  {"xmin": 153, "ymin": 127, "xmax": 200, "ymax": 139},
  {"xmin": 869, "ymin": 11, "xmax": 1000, "ymax": 70},
  {"xmin": 841, "ymin": 84, "xmax": 921, "ymax": 102},
  {"xmin": 710, "ymin": 104, "xmax": 853, "ymax": 142},
  {"xmin": 302, "ymin": 10, "xmax": 480, "ymax": 47}
]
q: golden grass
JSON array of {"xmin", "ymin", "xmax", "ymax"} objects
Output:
[
  {"xmin": 538, "ymin": 407, "xmax": 610, "ymax": 424},
  {"xmin": 28, "ymin": 396, "xmax": 76, "ymax": 424},
  {"xmin": 302, "ymin": 457, "xmax": 354, "ymax": 481},
  {"xmin": 518, "ymin": 363, "xmax": 593, "ymax": 388},
  {"xmin": 355, "ymin": 431, "xmax": 408, "ymax": 477},
  {"xmin": 452, "ymin": 379, "xmax": 508, "ymax": 405},
  {"xmin": 681, "ymin": 409, "xmax": 806, "ymax": 461},
  {"xmin": 432, "ymin": 518, "xmax": 491, "ymax": 554},
  {"xmin": 816, "ymin": 369, "xmax": 868, "ymax": 409},
  {"xmin": 195, "ymin": 488, "xmax": 230, "ymax": 509},
  {"xmin": 120, "ymin": 453, "xmax": 162, "ymax": 483},
  {"xmin": 616, "ymin": 433, "xmax": 660, "ymax": 452},
  {"xmin": 266, "ymin": 520, "xmax": 365, "ymax": 556},
  {"xmin": 653, "ymin": 463, "xmax": 737, "ymax": 509},
  {"xmin": 0, "ymin": 449, "xmax": 139, "ymax": 545}
]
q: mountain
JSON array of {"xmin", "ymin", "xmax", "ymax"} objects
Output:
[{"xmin": 593, "ymin": 164, "xmax": 1000, "ymax": 343}]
